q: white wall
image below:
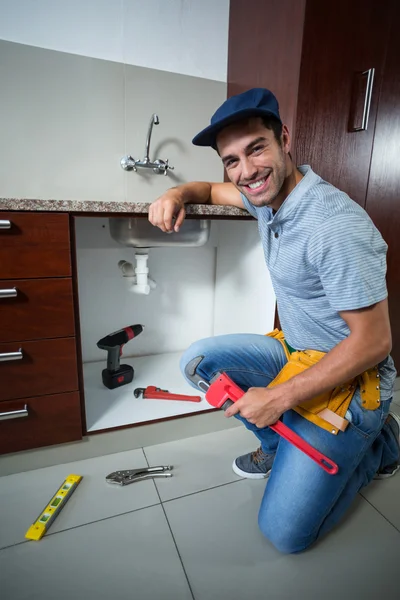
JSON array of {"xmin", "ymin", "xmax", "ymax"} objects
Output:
[
  {"xmin": 213, "ymin": 221, "xmax": 276, "ymax": 335},
  {"xmin": 0, "ymin": 0, "xmax": 229, "ymax": 81}
]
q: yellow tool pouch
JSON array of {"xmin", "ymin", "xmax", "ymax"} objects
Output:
[{"xmin": 265, "ymin": 329, "xmax": 381, "ymax": 435}]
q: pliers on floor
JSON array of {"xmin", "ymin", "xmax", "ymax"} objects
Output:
[{"xmin": 106, "ymin": 465, "xmax": 173, "ymax": 486}]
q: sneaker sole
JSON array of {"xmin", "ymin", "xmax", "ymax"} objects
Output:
[
  {"xmin": 375, "ymin": 410, "xmax": 400, "ymax": 480},
  {"xmin": 374, "ymin": 465, "xmax": 400, "ymax": 480},
  {"xmin": 232, "ymin": 459, "xmax": 272, "ymax": 480},
  {"xmin": 388, "ymin": 410, "xmax": 400, "ymax": 444}
]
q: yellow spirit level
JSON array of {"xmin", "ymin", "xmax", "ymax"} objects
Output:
[{"xmin": 25, "ymin": 474, "xmax": 83, "ymax": 541}]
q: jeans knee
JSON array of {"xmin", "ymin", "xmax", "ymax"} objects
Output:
[
  {"xmin": 179, "ymin": 337, "xmax": 213, "ymax": 381},
  {"xmin": 258, "ymin": 512, "xmax": 310, "ymax": 554}
]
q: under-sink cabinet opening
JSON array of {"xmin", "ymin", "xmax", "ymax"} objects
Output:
[{"xmin": 74, "ymin": 216, "xmax": 276, "ymax": 433}]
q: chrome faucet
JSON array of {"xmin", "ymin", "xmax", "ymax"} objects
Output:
[
  {"xmin": 143, "ymin": 113, "xmax": 159, "ymax": 165},
  {"xmin": 120, "ymin": 113, "xmax": 174, "ymax": 175}
]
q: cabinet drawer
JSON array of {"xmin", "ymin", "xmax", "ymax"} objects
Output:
[
  {"xmin": 0, "ymin": 338, "xmax": 78, "ymax": 402},
  {"xmin": 0, "ymin": 278, "xmax": 75, "ymax": 342},
  {"xmin": 0, "ymin": 212, "xmax": 71, "ymax": 279},
  {"xmin": 0, "ymin": 392, "xmax": 82, "ymax": 454}
]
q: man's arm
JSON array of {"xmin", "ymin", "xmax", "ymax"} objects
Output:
[
  {"xmin": 225, "ymin": 299, "xmax": 392, "ymax": 427},
  {"xmin": 281, "ymin": 298, "xmax": 391, "ymax": 408},
  {"xmin": 149, "ymin": 182, "xmax": 244, "ymax": 232}
]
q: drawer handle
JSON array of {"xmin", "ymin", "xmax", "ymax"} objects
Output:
[
  {"xmin": 0, "ymin": 287, "xmax": 18, "ymax": 299},
  {"xmin": 0, "ymin": 349, "xmax": 23, "ymax": 362},
  {"xmin": 0, "ymin": 220, "xmax": 12, "ymax": 230},
  {"xmin": 0, "ymin": 404, "xmax": 28, "ymax": 421},
  {"xmin": 349, "ymin": 68, "xmax": 375, "ymax": 132}
]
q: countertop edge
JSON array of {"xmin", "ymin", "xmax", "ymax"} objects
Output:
[{"xmin": 0, "ymin": 199, "xmax": 252, "ymax": 218}]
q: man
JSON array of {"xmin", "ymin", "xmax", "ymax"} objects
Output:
[{"xmin": 148, "ymin": 88, "xmax": 399, "ymax": 553}]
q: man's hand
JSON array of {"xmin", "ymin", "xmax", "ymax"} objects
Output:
[
  {"xmin": 148, "ymin": 189, "xmax": 186, "ymax": 233},
  {"xmin": 224, "ymin": 386, "xmax": 288, "ymax": 428}
]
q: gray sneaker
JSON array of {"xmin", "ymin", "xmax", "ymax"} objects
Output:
[
  {"xmin": 375, "ymin": 411, "xmax": 400, "ymax": 480},
  {"xmin": 232, "ymin": 446, "xmax": 275, "ymax": 479}
]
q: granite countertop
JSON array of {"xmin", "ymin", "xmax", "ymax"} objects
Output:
[{"xmin": 0, "ymin": 198, "xmax": 251, "ymax": 218}]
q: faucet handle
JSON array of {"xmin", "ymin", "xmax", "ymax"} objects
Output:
[
  {"xmin": 152, "ymin": 158, "xmax": 174, "ymax": 175},
  {"xmin": 163, "ymin": 159, "xmax": 174, "ymax": 176},
  {"xmin": 120, "ymin": 155, "xmax": 138, "ymax": 171}
]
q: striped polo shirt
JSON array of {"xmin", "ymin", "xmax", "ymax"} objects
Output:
[{"xmin": 240, "ymin": 165, "xmax": 393, "ymax": 355}]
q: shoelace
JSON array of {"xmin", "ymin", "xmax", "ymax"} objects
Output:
[{"xmin": 251, "ymin": 446, "xmax": 268, "ymax": 464}]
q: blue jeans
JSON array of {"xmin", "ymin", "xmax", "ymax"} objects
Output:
[{"xmin": 180, "ymin": 334, "xmax": 398, "ymax": 554}]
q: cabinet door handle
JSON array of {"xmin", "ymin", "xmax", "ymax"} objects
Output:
[
  {"xmin": 0, "ymin": 220, "xmax": 12, "ymax": 229},
  {"xmin": 0, "ymin": 287, "xmax": 18, "ymax": 299},
  {"xmin": 0, "ymin": 349, "xmax": 23, "ymax": 362},
  {"xmin": 0, "ymin": 405, "xmax": 28, "ymax": 421},
  {"xmin": 349, "ymin": 68, "xmax": 375, "ymax": 132}
]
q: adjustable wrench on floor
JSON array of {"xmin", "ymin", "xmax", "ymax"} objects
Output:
[{"xmin": 184, "ymin": 356, "xmax": 339, "ymax": 475}]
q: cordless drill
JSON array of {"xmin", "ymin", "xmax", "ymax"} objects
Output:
[{"xmin": 97, "ymin": 325, "xmax": 143, "ymax": 389}]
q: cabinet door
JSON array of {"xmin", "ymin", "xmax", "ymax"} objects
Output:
[
  {"xmin": 228, "ymin": 0, "xmax": 306, "ymax": 138},
  {"xmin": 365, "ymin": 0, "xmax": 400, "ymax": 368},
  {"xmin": 0, "ymin": 278, "xmax": 75, "ymax": 342},
  {"xmin": 0, "ymin": 338, "xmax": 79, "ymax": 402},
  {"xmin": 0, "ymin": 212, "xmax": 71, "ymax": 278},
  {"xmin": 295, "ymin": 0, "xmax": 391, "ymax": 206}
]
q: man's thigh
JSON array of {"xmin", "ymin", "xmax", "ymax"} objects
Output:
[
  {"xmin": 180, "ymin": 333, "xmax": 287, "ymax": 390},
  {"xmin": 258, "ymin": 392, "xmax": 389, "ymax": 553}
]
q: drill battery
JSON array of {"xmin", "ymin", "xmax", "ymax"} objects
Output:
[{"xmin": 97, "ymin": 324, "xmax": 143, "ymax": 390}]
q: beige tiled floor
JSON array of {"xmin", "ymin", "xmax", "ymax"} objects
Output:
[{"xmin": 1, "ymin": 396, "xmax": 400, "ymax": 600}]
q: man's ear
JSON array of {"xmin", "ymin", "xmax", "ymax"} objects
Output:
[{"xmin": 281, "ymin": 125, "xmax": 291, "ymax": 154}]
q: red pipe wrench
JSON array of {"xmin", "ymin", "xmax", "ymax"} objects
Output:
[
  {"xmin": 184, "ymin": 357, "xmax": 338, "ymax": 475},
  {"xmin": 134, "ymin": 386, "xmax": 201, "ymax": 402}
]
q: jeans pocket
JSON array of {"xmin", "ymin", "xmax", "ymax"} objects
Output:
[{"xmin": 347, "ymin": 388, "xmax": 384, "ymax": 440}]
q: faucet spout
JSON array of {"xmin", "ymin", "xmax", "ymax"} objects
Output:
[
  {"xmin": 144, "ymin": 113, "xmax": 159, "ymax": 163},
  {"xmin": 120, "ymin": 112, "xmax": 173, "ymax": 174}
]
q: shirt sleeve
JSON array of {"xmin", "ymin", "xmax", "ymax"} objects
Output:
[
  {"xmin": 307, "ymin": 212, "xmax": 388, "ymax": 311},
  {"xmin": 240, "ymin": 193, "xmax": 258, "ymax": 219}
]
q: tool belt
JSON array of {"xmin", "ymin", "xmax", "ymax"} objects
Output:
[{"xmin": 265, "ymin": 329, "xmax": 381, "ymax": 435}]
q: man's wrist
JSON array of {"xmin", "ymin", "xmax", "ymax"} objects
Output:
[{"xmin": 274, "ymin": 379, "xmax": 301, "ymax": 412}]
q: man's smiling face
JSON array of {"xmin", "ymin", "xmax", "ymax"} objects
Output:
[{"xmin": 217, "ymin": 117, "xmax": 290, "ymax": 210}]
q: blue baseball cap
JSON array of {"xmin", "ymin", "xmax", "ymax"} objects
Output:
[{"xmin": 192, "ymin": 88, "xmax": 281, "ymax": 148}]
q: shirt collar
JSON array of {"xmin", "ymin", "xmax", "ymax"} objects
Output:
[{"xmin": 268, "ymin": 165, "xmax": 320, "ymax": 225}]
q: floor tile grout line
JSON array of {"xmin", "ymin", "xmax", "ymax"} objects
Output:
[
  {"xmin": 0, "ymin": 501, "xmax": 162, "ymax": 553},
  {"xmin": 0, "ymin": 477, "xmax": 248, "ymax": 554},
  {"xmin": 359, "ymin": 493, "xmax": 400, "ymax": 533},
  {"xmin": 161, "ymin": 478, "xmax": 247, "ymax": 505},
  {"xmin": 143, "ymin": 448, "xmax": 196, "ymax": 600}
]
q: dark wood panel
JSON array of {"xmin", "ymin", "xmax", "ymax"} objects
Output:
[
  {"xmin": 0, "ymin": 392, "xmax": 82, "ymax": 454},
  {"xmin": 0, "ymin": 212, "xmax": 71, "ymax": 278},
  {"xmin": 228, "ymin": 0, "xmax": 306, "ymax": 141},
  {"xmin": 365, "ymin": 0, "xmax": 400, "ymax": 369},
  {"xmin": 295, "ymin": 0, "xmax": 391, "ymax": 206},
  {"xmin": 0, "ymin": 337, "xmax": 78, "ymax": 401},
  {"xmin": 70, "ymin": 216, "xmax": 87, "ymax": 434},
  {"xmin": 0, "ymin": 278, "xmax": 75, "ymax": 342}
]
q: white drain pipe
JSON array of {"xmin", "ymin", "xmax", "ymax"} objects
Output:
[{"xmin": 118, "ymin": 250, "xmax": 157, "ymax": 295}]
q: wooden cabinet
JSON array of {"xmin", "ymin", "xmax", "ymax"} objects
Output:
[
  {"xmin": 0, "ymin": 392, "xmax": 81, "ymax": 454},
  {"xmin": 0, "ymin": 212, "xmax": 82, "ymax": 454},
  {"xmin": 0, "ymin": 212, "xmax": 71, "ymax": 278},
  {"xmin": 295, "ymin": 0, "xmax": 392, "ymax": 207},
  {"xmin": 227, "ymin": 0, "xmax": 306, "ymax": 140},
  {"xmin": 364, "ymin": 3, "xmax": 400, "ymax": 367},
  {"xmin": 0, "ymin": 278, "xmax": 75, "ymax": 342},
  {"xmin": 0, "ymin": 338, "xmax": 79, "ymax": 402}
]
